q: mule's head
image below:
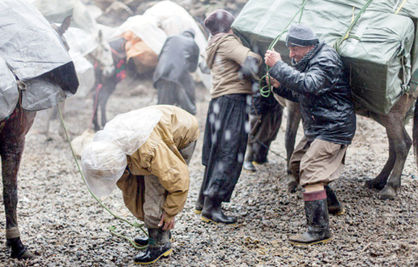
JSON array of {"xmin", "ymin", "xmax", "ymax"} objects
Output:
[
  {"xmin": 89, "ymin": 30, "xmax": 115, "ymax": 77},
  {"xmin": 51, "ymin": 16, "xmax": 72, "ymax": 51}
]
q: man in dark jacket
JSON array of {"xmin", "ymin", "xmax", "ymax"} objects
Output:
[
  {"xmin": 153, "ymin": 29, "xmax": 200, "ymax": 115},
  {"xmin": 264, "ymin": 24, "xmax": 356, "ymax": 245}
]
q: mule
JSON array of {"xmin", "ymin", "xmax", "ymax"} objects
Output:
[
  {"xmin": 0, "ymin": 18, "xmax": 74, "ymax": 259},
  {"xmin": 89, "ymin": 37, "xmax": 129, "ymax": 131},
  {"xmin": 44, "ymin": 29, "xmax": 115, "ymax": 139},
  {"xmin": 282, "ymin": 92, "xmax": 418, "ymax": 200}
]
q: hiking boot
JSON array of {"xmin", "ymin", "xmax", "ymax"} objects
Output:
[
  {"xmin": 289, "ymin": 191, "xmax": 331, "ymax": 246},
  {"xmin": 201, "ymin": 197, "xmax": 237, "ymax": 224},
  {"xmin": 243, "ymin": 160, "xmax": 256, "ymax": 172},
  {"xmin": 134, "ymin": 229, "xmax": 172, "ymax": 265},
  {"xmin": 325, "ymin": 185, "xmax": 345, "ymax": 215}
]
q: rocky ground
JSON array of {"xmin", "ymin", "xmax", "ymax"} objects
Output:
[
  {"xmin": 0, "ymin": 0, "xmax": 417, "ymax": 266},
  {"xmin": 0, "ymin": 74, "xmax": 416, "ymax": 266}
]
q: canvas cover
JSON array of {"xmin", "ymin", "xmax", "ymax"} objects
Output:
[
  {"xmin": 232, "ymin": 0, "xmax": 416, "ymax": 114},
  {"xmin": 0, "ymin": 0, "xmax": 77, "ymax": 116}
]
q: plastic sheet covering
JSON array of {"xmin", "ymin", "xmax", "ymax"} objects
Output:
[
  {"xmin": 144, "ymin": 1, "xmax": 212, "ymax": 89},
  {"xmin": 29, "ymin": 0, "xmax": 98, "ymax": 35},
  {"xmin": 81, "ymin": 107, "xmax": 163, "ymax": 197},
  {"xmin": 0, "ymin": 0, "xmax": 72, "ymax": 81},
  {"xmin": 81, "ymin": 141, "xmax": 127, "ymax": 197},
  {"xmin": 21, "ymin": 77, "xmax": 66, "ymax": 111},
  {"xmin": 232, "ymin": 0, "xmax": 416, "ymax": 114},
  {"xmin": 94, "ymin": 107, "xmax": 163, "ymax": 155},
  {"xmin": 0, "ymin": 58, "xmax": 19, "ymax": 121},
  {"xmin": 111, "ymin": 15, "xmax": 167, "ymax": 55},
  {"xmin": 68, "ymin": 54, "xmax": 94, "ymax": 98}
]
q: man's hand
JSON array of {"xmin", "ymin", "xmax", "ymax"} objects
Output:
[
  {"xmin": 158, "ymin": 212, "xmax": 175, "ymax": 230},
  {"xmin": 267, "ymin": 75, "xmax": 281, "ymax": 88},
  {"xmin": 264, "ymin": 49, "xmax": 282, "ymax": 67}
]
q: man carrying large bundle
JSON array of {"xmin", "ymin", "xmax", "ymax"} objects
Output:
[
  {"xmin": 153, "ymin": 29, "xmax": 200, "ymax": 115},
  {"xmin": 81, "ymin": 105, "xmax": 199, "ymax": 264},
  {"xmin": 264, "ymin": 24, "xmax": 356, "ymax": 245}
]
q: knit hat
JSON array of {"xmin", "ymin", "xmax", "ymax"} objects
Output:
[
  {"xmin": 286, "ymin": 24, "xmax": 319, "ymax": 47},
  {"xmin": 204, "ymin": 9, "xmax": 235, "ymax": 35}
]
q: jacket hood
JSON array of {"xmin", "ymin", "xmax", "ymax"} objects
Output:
[{"xmin": 206, "ymin": 33, "xmax": 232, "ymax": 69}]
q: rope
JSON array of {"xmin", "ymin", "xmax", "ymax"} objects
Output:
[
  {"xmin": 395, "ymin": 0, "xmax": 408, "ymax": 14},
  {"xmin": 334, "ymin": 0, "xmax": 374, "ymax": 53},
  {"xmin": 57, "ymin": 104, "xmax": 148, "ymax": 248},
  {"xmin": 259, "ymin": 0, "xmax": 308, "ymax": 98}
]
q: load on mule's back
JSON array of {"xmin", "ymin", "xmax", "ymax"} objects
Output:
[
  {"xmin": 0, "ymin": 0, "xmax": 78, "ymax": 259},
  {"xmin": 232, "ymin": 0, "xmax": 418, "ymax": 200}
]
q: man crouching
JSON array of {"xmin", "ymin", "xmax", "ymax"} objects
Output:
[{"xmin": 81, "ymin": 105, "xmax": 199, "ymax": 264}]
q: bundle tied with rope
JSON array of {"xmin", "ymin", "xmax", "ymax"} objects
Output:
[{"xmin": 232, "ymin": 0, "xmax": 418, "ymax": 115}]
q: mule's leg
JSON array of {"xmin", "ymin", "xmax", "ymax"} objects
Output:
[
  {"xmin": 365, "ymin": 138, "xmax": 395, "ymax": 190},
  {"xmin": 379, "ymin": 122, "xmax": 412, "ymax": 200},
  {"xmin": 57, "ymin": 102, "xmax": 66, "ymax": 139},
  {"xmin": 0, "ymin": 112, "xmax": 36, "ymax": 259},
  {"xmin": 92, "ymin": 89, "xmax": 101, "ymax": 132},
  {"xmin": 285, "ymin": 102, "xmax": 301, "ymax": 193},
  {"xmin": 285, "ymin": 101, "xmax": 301, "ymax": 173},
  {"xmin": 99, "ymin": 83, "xmax": 116, "ymax": 128}
]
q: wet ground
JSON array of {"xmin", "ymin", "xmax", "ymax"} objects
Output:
[{"xmin": 0, "ymin": 76, "xmax": 417, "ymax": 266}]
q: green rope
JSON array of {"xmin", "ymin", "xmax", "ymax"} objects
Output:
[
  {"xmin": 333, "ymin": 0, "xmax": 374, "ymax": 53},
  {"xmin": 57, "ymin": 105, "xmax": 148, "ymax": 247},
  {"xmin": 109, "ymin": 225, "xmax": 148, "ymax": 249},
  {"xmin": 260, "ymin": 0, "xmax": 308, "ymax": 98}
]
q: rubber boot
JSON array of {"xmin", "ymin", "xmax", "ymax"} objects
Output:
[
  {"xmin": 289, "ymin": 190, "xmax": 331, "ymax": 245},
  {"xmin": 134, "ymin": 232, "xmax": 172, "ymax": 247},
  {"xmin": 201, "ymin": 197, "xmax": 237, "ymax": 224},
  {"xmin": 325, "ymin": 185, "xmax": 345, "ymax": 215},
  {"xmin": 194, "ymin": 191, "xmax": 205, "ymax": 215},
  {"xmin": 243, "ymin": 160, "xmax": 256, "ymax": 172},
  {"xmin": 7, "ymin": 237, "xmax": 33, "ymax": 259},
  {"xmin": 134, "ymin": 228, "xmax": 172, "ymax": 265}
]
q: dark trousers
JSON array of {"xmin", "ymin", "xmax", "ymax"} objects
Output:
[
  {"xmin": 199, "ymin": 94, "xmax": 250, "ymax": 202},
  {"xmin": 245, "ymin": 109, "xmax": 282, "ymax": 163}
]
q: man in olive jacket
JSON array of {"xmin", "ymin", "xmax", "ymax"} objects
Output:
[
  {"xmin": 265, "ymin": 24, "xmax": 356, "ymax": 245},
  {"xmin": 81, "ymin": 105, "xmax": 199, "ymax": 264},
  {"xmin": 153, "ymin": 29, "xmax": 200, "ymax": 115}
]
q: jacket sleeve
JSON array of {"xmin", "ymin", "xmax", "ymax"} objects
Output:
[
  {"xmin": 272, "ymin": 85, "xmax": 299, "ymax": 103},
  {"xmin": 269, "ymin": 56, "xmax": 341, "ymax": 96},
  {"xmin": 149, "ymin": 141, "xmax": 189, "ymax": 221},
  {"xmin": 219, "ymin": 36, "xmax": 261, "ymax": 66}
]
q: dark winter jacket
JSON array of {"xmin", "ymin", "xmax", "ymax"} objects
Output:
[
  {"xmin": 270, "ymin": 42, "xmax": 356, "ymax": 145},
  {"xmin": 153, "ymin": 33, "xmax": 199, "ymax": 89}
]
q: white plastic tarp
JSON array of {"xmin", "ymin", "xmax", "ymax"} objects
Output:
[
  {"xmin": 144, "ymin": 0, "xmax": 212, "ymax": 89},
  {"xmin": 0, "ymin": 58, "xmax": 19, "ymax": 121},
  {"xmin": 29, "ymin": 0, "xmax": 98, "ymax": 34},
  {"xmin": 110, "ymin": 15, "xmax": 167, "ymax": 55},
  {"xmin": 0, "ymin": 0, "xmax": 72, "ymax": 81}
]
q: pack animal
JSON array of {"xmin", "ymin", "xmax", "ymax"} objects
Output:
[
  {"xmin": 283, "ymin": 92, "xmax": 418, "ymax": 200},
  {"xmin": 44, "ymin": 30, "xmax": 115, "ymax": 139},
  {"xmin": 0, "ymin": 17, "xmax": 74, "ymax": 259},
  {"xmin": 89, "ymin": 37, "xmax": 128, "ymax": 131}
]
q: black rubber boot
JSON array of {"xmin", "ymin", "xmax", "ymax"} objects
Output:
[
  {"xmin": 7, "ymin": 237, "xmax": 33, "ymax": 259},
  {"xmin": 289, "ymin": 194, "xmax": 331, "ymax": 245},
  {"xmin": 195, "ymin": 192, "xmax": 205, "ymax": 215},
  {"xmin": 201, "ymin": 197, "xmax": 237, "ymax": 224},
  {"xmin": 134, "ymin": 228, "xmax": 172, "ymax": 265},
  {"xmin": 243, "ymin": 160, "xmax": 256, "ymax": 172},
  {"xmin": 325, "ymin": 185, "xmax": 345, "ymax": 215},
  {"xmin": 134, "ymin": 232, "xmax": 172, "ymax": 247}
]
